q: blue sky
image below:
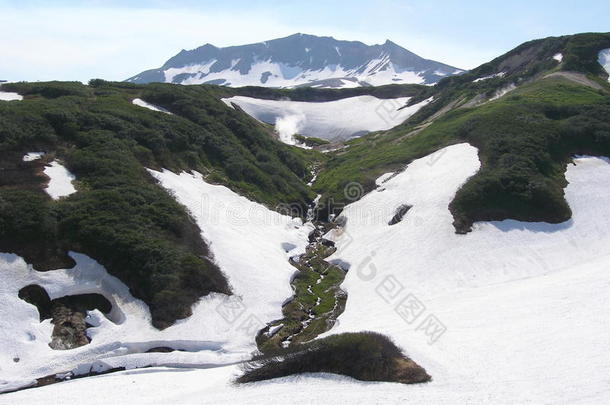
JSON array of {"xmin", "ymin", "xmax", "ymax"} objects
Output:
[{"xmin": 1, "ymin": 0, "xmax": 609, "ymax": 81}]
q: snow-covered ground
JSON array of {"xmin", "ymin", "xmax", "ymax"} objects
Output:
[
  {"xmin": 132, "ymin": 98, "xmax": 172, "ymax": 114},
  {"xmin": 43, "ymin": 161, "xmax": 77, "ymax": 200},
  {"xmin": 22, "ymin": 152, "xmax": 45, "ymax": 162},
  {"xmin": 0, "ymin": 89, "xmax": 23, "ymax": 101},
  {"xmin": 0, "ymin": 170, "xmax": 312, "ymax": 394},
  {"xmin": 164, "ymin": 58, "xmax": 430, "ymax": 88},
  {"xmin": 472, "ymin": 72, "xmax": 505, "ymax": 82},
  {"xmin": 5, "ymin": 145, "xmax": 610, "ymax": 404},
  {"xmin": 599, "ymin": 49, "xmax": 610, "ymax": 81},
  {"xmin": 222, "ymin": 95, "xmax": 432, "ymax": 142}
]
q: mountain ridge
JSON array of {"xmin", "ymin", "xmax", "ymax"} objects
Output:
[{"xmin": 126, "ymin": 33, "xmax": 463, "ymax": 88}]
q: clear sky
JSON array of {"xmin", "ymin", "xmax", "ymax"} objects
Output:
[{"xmin": 1, "ymin": 0, "xmax": 609, "ymax": 82}]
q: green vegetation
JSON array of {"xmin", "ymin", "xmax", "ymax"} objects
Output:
[
  {"xmin": 294, "ymin": 134, "xmax": 330, "ymax": 147},
  {"xmin": 215, "ymin": 83, "xmax": 429, "ymax": 102},
  {"xmin": 313, "ymin": 33, "xmax": 610, "ymax": 230},
  {"xmin": 0, "ymin": 80, "xmax": 318, "ymax": 328},
  {"xmin": 257, "ymin": 232, "xmax": 346, "ymax": 353},
  {"xmin": 239, "ymin": 332, "xmax": 431, "ymax": 384}
]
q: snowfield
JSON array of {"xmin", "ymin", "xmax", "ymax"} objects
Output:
[
  {"xmin": 162, "ymin": 58, "xmax": 430, "ymax": 88},
  {"xmin": 43, "ymin": 161, "xmax": 77, "ymax": 200},
  {"xmin": 132, "ymin": 98, "xmax": 172, "ymax": 114},
  {"xmin": 222, "ymin": 95, "xmax": 432, "ymax": 141},
  {"xmin": 0, "ymin": 89, "xmax": 23, "ymax": 101},
  {"xmin": 0, "ymin": 170, "xmax": 311, "ymax": 394},
  {"xmin": 599, "ymin": 48, "xmax": 610, "ymax": 81},
  {"xmin": 5, "ymin": 144, "xmax": 610, "ymax": 404}
]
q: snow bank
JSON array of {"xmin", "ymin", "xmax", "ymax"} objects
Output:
[
  {"xmin": 43, "ymin": 161, "xmax": 77, "ymax": 200},
  {"xmin": 0, "ymin": 90, "xmax": 23, "ymax": 101},
  {"xmin": 148, "ymin": 170, "xmax": 313, "ymax": 345},
  {"xmin": 598, "ymin": 49, "xmax": 610, "ymax": 81},
  {"xmin": 22, "ymin": 152, "xmax": 45, "ymax": 162},
  {"xmin": 321, "ymin": 145, "xmax": 610, "ymax": 404},
  {"xmin": 132, "ymin": 98, "xmax": 172, "ymax": 114},
  {"xmin": 221, "ymin": 96, "xmax": 432, "ymax": 141},
  {"xmin": 472, "ymin": 72, "xmax": 505, "ymax": 82},
  {"xmin": 0, "ymin": 167, "xmax": 313, "ymax": 392},
  {"xmin": 5, "ymin": 146, "xmax": 610, "ymax": 404}
]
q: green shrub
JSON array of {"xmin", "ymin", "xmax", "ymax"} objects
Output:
[{"xmin": 238, "ymin": 332, "xmax": 431, "ymax": 384}]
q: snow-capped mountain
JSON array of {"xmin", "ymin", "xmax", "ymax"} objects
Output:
[{"xmin": 126, "ymin": 33, "xmax": 463, "ymax": 88}]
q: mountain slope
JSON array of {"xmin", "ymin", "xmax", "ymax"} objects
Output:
[
  {"xmin": 312, "ymin": 33, "xmax": 610, "ymax": 231},
  {"xmin": 126, "ymin": 33, "xmax": 463, "ymax": 88},
  {"xmin": 0, "ymin": 80, "xmax": 318, "ymax": 329},
  {"xmin": 3, "ymin": 32, "xmax": 610, "ymax": 401}
]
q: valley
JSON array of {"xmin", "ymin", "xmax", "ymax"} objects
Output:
[{"xmin": 1, "ymin": 29, "xmax": 610, "ymax": 404}]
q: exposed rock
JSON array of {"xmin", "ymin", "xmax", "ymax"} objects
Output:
[
  {"xmin": 18, "ymin": 284, "xmax": 114, "ymax": 350},
  {"xmin": 388, "ymin": 204, "xmax": 412, "ymax": 225}
]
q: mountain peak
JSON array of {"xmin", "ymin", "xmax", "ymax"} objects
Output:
[{"xmin": 127, "ymin": 33, "xmax": 463, "ymax": 88}]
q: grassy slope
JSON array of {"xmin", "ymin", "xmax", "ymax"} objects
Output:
[
  {"xmin": 212, "ymin": 83, "xmax": 431, "ymax": 102},
  {"xmin": 0, "ymin": 80, "xmax": 319, "ymax": 328},
  {"xmin": 313, "ymin": 33, "xmax": 610, "ymax": 230}
]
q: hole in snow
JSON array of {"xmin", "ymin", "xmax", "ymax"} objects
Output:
[
  {"xmin": 281, "ymin": 242, "xmax": 298, "ymax": 252},
  {"xmin": 18, "ymin": 284, "xmax": 117, "ymax": 351}
]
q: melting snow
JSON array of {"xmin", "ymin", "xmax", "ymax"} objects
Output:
[
  {"xmin": 132, "ymin": 98, "xmax": 172, "ymax": 114},
  {"xmin": 598, "ymin": 49, "xmax": 610, "ymax": 81},
  {"xmin": 22, "ymin": 152, "xmax": 45, "ymax": 162},
  {"xmin": 473, "ymin": 72, "xmax": 506, "ymax": 82},
  {"xmin": 0, "ymin": 90, "xmax": 23, "ymax": 101},
  {"xmin": 221, "ymin": 96, "xmax": 432, "ymax": 141},
  {"xmin": 321, "ymin": 144, "xmax": 610, "ymax": 404},
  {"xmin": 5, "ymin": 146, "xmax": 610, "ymax": 403},
  {"xmin": 43, "ymin": 161, "xmax": 76, "ymax": 200},
  {"xmin": 1, "ymin": 169, "xmax": 312, "ymax": 393}
]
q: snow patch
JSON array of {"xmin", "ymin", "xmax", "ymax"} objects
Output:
[
  {"xmin": 221, "ymin": 96, "xmax": 432, "ymax": 141},
  {"xmin": 43, "ymin": 161, "xmax": 77, "ymax": 200},
  {"xmin": 473, "ymin": 72, "xmax": 505, "ymax": 82},
  {"xmin": 148, "ymin": 169, "xmax": 313, "ymax": 347},
  {"xmin": 22, "ymin": 152, "xmax": 45, "ymax": 162},
  {"xmin": 132, "ymin": 98, "xmax": 172, "ymax": 114},
  {"xmin": 598, "ymin": 49, "xmax": 610, "ymax": 81},
  {"xmin": 0, "ymin": 90, "xmax": 23, "ymax": 101}
]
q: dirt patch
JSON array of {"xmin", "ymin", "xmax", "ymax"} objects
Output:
[{"xmin": 544, "ymin": 71, "xmax": 605, "ymax": 90}]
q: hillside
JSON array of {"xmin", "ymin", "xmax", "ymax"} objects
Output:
[
  {"xmin": 311, "ymin": 33, "xmax": 610, "ymax": 231},
  {"xmin": 2, "ymin": 31, "xmax": 610, "ymax": 401},
  {"xmin": 0, "ymin": 80, "xmax": 318, "ymax": 329}
]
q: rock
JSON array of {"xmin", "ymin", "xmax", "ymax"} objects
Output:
[{"xmin": 388, "ymin": 204, "xmax": 412, "ymax": 226}]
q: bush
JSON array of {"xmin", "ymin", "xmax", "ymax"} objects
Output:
[{"xmin": 237, "ymin": 332, "xmax": 431, "ymax": 384}]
